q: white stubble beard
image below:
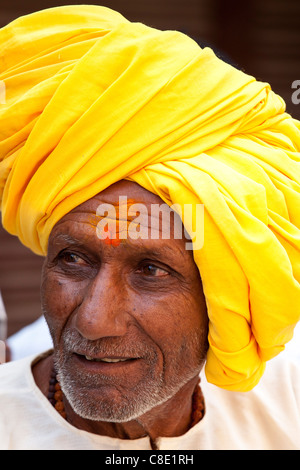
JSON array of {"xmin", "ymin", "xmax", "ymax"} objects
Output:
[{"xmin": 53, "ymin": 328, "xmax": 207, "ymax": 423}]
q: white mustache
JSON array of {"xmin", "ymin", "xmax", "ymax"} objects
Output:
[{"xmin": 61, "ymin": 329, "xmax": 150, "ymax": 359}]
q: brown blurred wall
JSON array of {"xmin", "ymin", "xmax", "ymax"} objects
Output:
[{"xmin": 0, "ymin": 0, "xmax": 299, "ymax": 336}]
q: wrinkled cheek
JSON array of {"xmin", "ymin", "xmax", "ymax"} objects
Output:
[
  {"xmin": 41, "ymin": 275, "xmax": 80, "ymax": 345},
  {"xmin": 158, "ymin": 320, "xmax": 207, "ymax": 386}
]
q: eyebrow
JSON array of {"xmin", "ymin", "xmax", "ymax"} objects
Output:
[{"xmin": 51, "ymin": 233, "xmax": 84, "ymax": 246}]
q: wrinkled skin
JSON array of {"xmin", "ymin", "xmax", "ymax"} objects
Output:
[{"xmin": 34, "ymin": 180, "xmax": 208, "ymax": 441}]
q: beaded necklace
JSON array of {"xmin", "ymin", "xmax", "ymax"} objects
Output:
[{"xmin": 48, "ymin": 368, "xmax": 66, "ymax": 419}]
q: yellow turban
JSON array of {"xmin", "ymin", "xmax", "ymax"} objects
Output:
[{"xmin": 1, "ymin": 5, "xmax": 300, "ymax": 392}]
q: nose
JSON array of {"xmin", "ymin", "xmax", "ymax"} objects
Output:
[{"xmin": 73, "ymin": 267, "xmax": 128, "ymax": 340}]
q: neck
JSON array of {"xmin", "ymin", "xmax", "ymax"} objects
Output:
[{"xmin": 33, "ymin": 354, "xmax": 204, "ymax": 443}]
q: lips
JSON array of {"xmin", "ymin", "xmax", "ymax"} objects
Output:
[
  {"xmin": 84, "ymin": 355, "xmax": 133, "ymax": 363},
  {"xmin": 70, "ymin": 352, "xmax": 143, "ymax": 379},
  {"xmin": 72, "ymin": 352, "xmax": 141, "ymax": 369}
]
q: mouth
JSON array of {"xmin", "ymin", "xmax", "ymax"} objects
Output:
[
  {"xmin": 71, "ymin": 352, "xmax": 141, "ymax": 373},
  {"xmin": 83, "ymin": 355, "xmax": 136, "ymax": 363}
]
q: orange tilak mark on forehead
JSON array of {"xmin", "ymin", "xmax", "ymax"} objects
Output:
[
  {"xmin": 102, "ymin": 225, "xmax": 122, "ymax": 247},
  {"xmin": 87, "ymin": 198, "xmax": 143, "ymax": 247}
]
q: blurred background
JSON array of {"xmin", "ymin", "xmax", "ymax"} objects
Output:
[{"xmin": 1, "ymin": 0, "xmax": 300, "ymax": 338}]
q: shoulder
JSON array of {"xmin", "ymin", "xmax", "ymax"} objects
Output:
[
  {"xmin": 0, "ymin": 349, "xmax": 53, "ymax": 389},
  {"xmin": 259, "ymin": 354, "xmax": 300, "ymax": 394},
  {"xmin": 0, "ymin": 351, "xmax": 54, "ymax": 450},
  {"xmin": 201, "ymin": 354, "xmax": 300, "ymax": 449},
  {"xmin": 0, "ymin": 355, "xmax": 32, "ymax": 390},
  {"xmin": 0, "ymin": 350, "xmax": 53, "ymax": 399},
  {"xmin": 0, "ymin": 356, "xmax": 35, "ymax": 400}
]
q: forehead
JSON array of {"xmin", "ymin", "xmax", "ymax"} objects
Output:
[{"xmin": 50, "ymin": 180, "xmax": 190, "ymax": 251}]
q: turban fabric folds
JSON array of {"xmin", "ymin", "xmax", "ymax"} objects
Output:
[{"xmin": 0, "ymin": 5, "xmax": 300, "ymax": 391}]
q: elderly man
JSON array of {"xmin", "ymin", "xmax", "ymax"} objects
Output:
[{"xmin": 0, "ymin": 5, "xmax": 300, "ymax": 450}]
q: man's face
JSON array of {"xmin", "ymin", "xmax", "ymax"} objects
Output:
[{"xmin": 41, "ymin": 180, "xmax": 208, "ymax": 423}]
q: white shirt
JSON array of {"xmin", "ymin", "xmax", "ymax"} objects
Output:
[{"xmin": 0, "ymin": 351, "xmax": 299, "ymax": 450}]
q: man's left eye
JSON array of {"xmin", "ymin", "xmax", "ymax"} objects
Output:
[
  {"xmin": 59, "ymin": 251, "xmax": 86, "ymax": 265},
  {"xmin": 139, "ymin": 264, "xmax": 169, "ymax": 277}
]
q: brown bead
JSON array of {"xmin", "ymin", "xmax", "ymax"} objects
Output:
[
  {"xmin": 55, "ymin": 401, "xmax": 65, "ymax": 412},
  {"xmin": 54, "ymin": 390, "xmax": 63, "ymax": 401},
  {"xmin": 47, "ymin": 369, "xmax": 67, "ymax": 420}
]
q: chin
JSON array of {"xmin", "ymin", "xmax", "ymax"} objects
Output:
[{"xmin": 59, "ymin": 375, "xmax": 166, "ymax": 423}]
